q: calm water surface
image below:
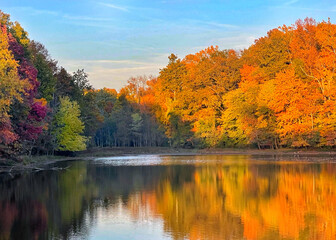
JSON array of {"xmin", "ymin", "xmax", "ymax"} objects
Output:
[{"xmin": 1, "ymin": 154, "xmax": 336, "ymax": 240}]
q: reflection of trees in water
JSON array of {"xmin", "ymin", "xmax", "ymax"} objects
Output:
[
  {"xmin": 0, "ymin": 161, "xmax": 97, "ymax": 240},
  {"xmin": 88, "ymin": 165, "xmax": 167, "ymax": 199},
  {"xmin": 144, "ymin": 162, "xmax": 336, "ymax": 240},
  {"xmin": 1, "ymin": 159, "xmax": 336, "ymax": 240},
  {"xmin": 0, "ymin": 162, "xmax": 173, "ymax": 240},
  {"xmin": 0, "ymin": 201, "xmax": 47, "ymax": 240},
  {"xmin": 119, "ymin": 159, "xmax": 336, "ymax": 240}
]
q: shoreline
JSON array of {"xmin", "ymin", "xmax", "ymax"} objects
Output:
[
  {"xmin": 79, "ymin": 147, "xmax": 336, "ymax": 157},
  {"xmin": 2, "ymin": 147, "xmax": 336, "ymax": 175}
]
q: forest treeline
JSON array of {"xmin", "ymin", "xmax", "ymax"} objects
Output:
[
  {"xmin": 0, "ymin": 10, "xmax": 166, "ymax": 158},
  {"xmin": 1, "ymin": 10, "xmax": 336, "ymax": 157}
]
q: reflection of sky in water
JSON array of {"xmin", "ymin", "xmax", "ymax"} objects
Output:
[
  {"xmin": 93, "ymin": 154, "xmax": 332, "ymax": 167},
  {"xmin": 94, "ymin": 154, "xmax": 252, "ymax": 166},
  {"xmin": 94, "ymin": 155, "xmax": 164, "ymax": 166},
  {"xmin": 69, "ymin": 198, "xmax": 171, "ymax": 240}
]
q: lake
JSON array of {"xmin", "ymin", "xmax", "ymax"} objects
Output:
[{"xmin": 1, "ymin": 154, "xmax": 336, "ymax": 240}]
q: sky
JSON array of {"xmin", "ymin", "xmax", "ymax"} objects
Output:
[{"xmin": 1, "ymin": 0, "xmax": 336, "ymax": 90}]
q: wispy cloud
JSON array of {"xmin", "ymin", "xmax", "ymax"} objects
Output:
[
  {"xmin": 184, "ymin": 19, "xmax": 239, "ymax": 29},
  {"xmin": 272, "ymin": 0, "xmax": 336, "ymax": 13},
  {"xmin": 202, "ymin": 21, "xmax": 239, "ymax": 29},
  {"xmin": 209, "ymin": 34, "xmax": 259, "ymax": 50},
  {"xmin": 85, "ymin": 65, "xmax": 161, "ymax": 89},
  {"xmin": 79, "ymin": 59, "xmax": 153, "ymax": 65},
  {"xmin": 271, "ymin": 5, "xmax": 336, "ymax": 12},
  {"xmin": 9, "ymin": 7, "xmax": 58, "ymax": 16},
  {"xmin": 284, "ymin": 0, "xmax": 299, "ymax": 6},
  {"xmin": 9, "ymin": 6, "xmax": 115, "ymax": 23},
  {"xmin": 62, "ymin": 59, "xmax": 160, "ymax": 67},
  {"xmin": 56, "ymin": 19, "xmax": 123, "ymax": 30},
  {"xmin": 63, "ymin": 15, "xmax": 115, "ymax": 22},
  {"xmin": 98, "ymin": 2, "xmax": 129, "ymax": 12},
  {"xmin": 59, "ymin": 57, "xmax": 167, "ymax": 89}
]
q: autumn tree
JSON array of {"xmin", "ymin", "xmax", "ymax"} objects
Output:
[
  {"xmin": 0, "ymin": 25, "xmax": 26, "ymax": 145},
  {"xmin": 29, "ymin": 40, "xmax": 58, "ymax": 102}
]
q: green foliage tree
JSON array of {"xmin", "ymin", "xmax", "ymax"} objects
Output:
[{"xmin": 53, "ymin": 96, "xmax": 87, "ymax": 151}]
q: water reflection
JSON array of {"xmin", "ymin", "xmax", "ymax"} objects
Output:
[{"xmin": 0, "ymin": 155, "xmax": 336, "ymax": 239}]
